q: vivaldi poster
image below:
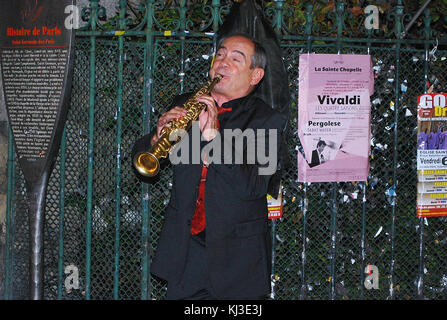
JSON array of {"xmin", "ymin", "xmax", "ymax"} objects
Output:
[{"xmin": 297, "ymin": 53, "xmax": 374, "ymax": 182}]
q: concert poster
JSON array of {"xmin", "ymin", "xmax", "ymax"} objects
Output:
[{"xmin": 297, "ymin": 53, "xmax": 374, "ymax": 183}]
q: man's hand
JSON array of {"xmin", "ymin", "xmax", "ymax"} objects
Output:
[
  {"xmin": 151, "ymin": 106, "xmax": 187, "ymax": 146},
  {"xmin": 197, "ymin": 95, "xmax": 219, "ymax": 141}
]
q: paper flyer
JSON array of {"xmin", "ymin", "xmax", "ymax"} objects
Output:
[
  {"xmin": 417, "ymin": 93, "xmax": 447, "ymax": 217},
  {"xmin": 297, "ymin": 53, "xmax": 374, "ymax": 182},
  {"xmin": 267, "ymin": 184, "xmax": 283, "ymax": 219}
]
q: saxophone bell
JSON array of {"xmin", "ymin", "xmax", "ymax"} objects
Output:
[{"xmin": 133, "ymin": 152, "xmax": 160, "ymax": 177}]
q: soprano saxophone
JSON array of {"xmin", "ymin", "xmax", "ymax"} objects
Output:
[{"xmin": 133, "ymin": 74, "xmax": 223, "ymax": 177}]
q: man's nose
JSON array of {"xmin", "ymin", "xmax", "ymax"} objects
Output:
[{"xmin": 219, "ymin": 55, "xmax": 230, "ymax": 68}]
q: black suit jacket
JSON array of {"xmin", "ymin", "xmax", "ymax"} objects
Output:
[
  {"xmin": 310, "ymin": 149, "xmax": 320, "ymax": 168},
  {"xmin": 132, "ymin": 92, "xmax": 287, "ymax": 299}
]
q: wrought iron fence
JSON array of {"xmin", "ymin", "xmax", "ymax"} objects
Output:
[{"xmin": 2, "ymin": 0, "xmax": 447, "ymax": 300}]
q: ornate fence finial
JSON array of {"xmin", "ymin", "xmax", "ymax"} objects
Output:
[
  {"xmin": 201, "ymin": 0, "xmax": 226, "ymax": 32},
  {"xmin": 211, "ymin": 0, "xmax": 221, "ymax": 32},
  {"xmin": 172, "ymin": 0, "xmax": 193, "ymax": 32},
  {"xmin": 119, "ymin": 0, "xmax": 128, "ymax": 30},
  {"xmin": 82, "ymin": 0, "xmax": 100, "ymax": 31},
  {"xmin": 272, "ymin": 0, "xmax": 285, "ymax": 35},
  {"xmin": 304, "ymin": 3, "xmax": 314, "ymax": 36},
  {"xmin": 420, "ymin": 8, "xmax": 437, "ymax": 40},
  {"xmin": 391, "ymin": 0, "xmax": 405, "ymax": 39},
  {"xmin": 81, "ymin": 0, "xmax": 107, "ymax": 31},
  {"xmin": 335, "ymin": 1, "xmax": 345, "ymax": 39}
]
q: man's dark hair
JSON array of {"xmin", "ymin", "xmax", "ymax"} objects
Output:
[
  {"xmin": 216, "ymin": 32, "xmax": 267, "ymax": 70},
  {"xmin": 317, "ymin": 140, "xmax": 326, "ymax": 148}
]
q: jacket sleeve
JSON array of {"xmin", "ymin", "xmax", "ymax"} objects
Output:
[{"xmin": 209, "ymin": 111, "xmax": 286, "ymax": 200}]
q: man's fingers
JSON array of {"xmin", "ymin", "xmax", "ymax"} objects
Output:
[
  {"xmin": 157, "ymin": 107, "xmax": 187, "ymax": 131},
  {"xmin": 170, "ymin": 106, "xmax": 188, "ymax": 116},
  {"xmin": 162, "ymin": 107, "xmax": 187, "ymax": 122},
  {"xmin": 197, "ymin": 95, "xmax": 216, "ymax": 108},
  {"xmin": 197, "ymin": 96, "xmax": 218, "ymax": 121}
]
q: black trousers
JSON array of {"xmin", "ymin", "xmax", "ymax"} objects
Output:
[
  {"xmin": 166, "ymin": 233, "xmax": 267, "ymax": 300},
  {"xmin": 166, "ymin": 234, "xmax": 216, "ymax": 300}
]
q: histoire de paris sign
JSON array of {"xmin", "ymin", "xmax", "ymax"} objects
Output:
[{"xmin": 0, "ymin": 0, "xmax": 75, "ymax": 299}]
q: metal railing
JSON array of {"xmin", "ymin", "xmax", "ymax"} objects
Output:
[{"xmin": 3, "ymin": 0, "xmax": 447, "ymax": 300}]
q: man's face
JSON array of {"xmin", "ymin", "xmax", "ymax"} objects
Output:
[
  {"xmin": 209, "ymin": 36, "xmax": 264, "ymax": 102},
  {"xmin": 317, "ymin": 145, "xmax": 325, "ymax": 153}
]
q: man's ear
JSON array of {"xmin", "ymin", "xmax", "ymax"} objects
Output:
[{"xmin": 250, "ymin": 68, "xmax": 265, "ymax": 86}]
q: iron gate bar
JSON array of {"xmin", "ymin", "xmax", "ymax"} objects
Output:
[
  {"xmin": 390, "ymin": 30, "xmax": 402, "ymax": 299},
  {"xmin": 360, "ymin": 25, "xmax": 372, "ymax": 297},
  {"xmin": 359, "ymin": 182, "xmax": 366, "ymax": 298},
  {"xmin": 298, "ymin": 13, "xmax": 313, "ymax": 300},
  {"xmin": 4, "ymin": 128, "xmax": 14, "ymax": 300},
  {"xmin": 270, "ymin": 217, "xmax": 276, "ymax": 299},
  {"xmin": 140, "ymin": 0, "xmax": 155, "ymax": 301},
  {"xmin": 300, "ymin": 184, "xmax": 308, "ymax": 299},
  {"xmin": 73, "ymin": 30, "xmax": 442, "ymax": 49},
  {"xmin": 113, "ymin": 0, "xmax": 126, "ymax": 301},
  {"xmin": 416, "ymin": 22, "xmax": 432, "ymax": 298},
  {"xmin": 57, "ymin": 128, "xmax": 67, "ymax": 300},
  {"xmin": 359, "ymin": 19, "xmax": 371, "ymax": 294},
  {"xmin": 330, "ymin": 183, "xmax": 337, "ymax": 300},
  {"xmin": 3, "ymin": 0, "xmax": 447, "ymax": 300},
  {"xmin": 85, "ymin": 0, "xmax": 100, "ymax": 299}
]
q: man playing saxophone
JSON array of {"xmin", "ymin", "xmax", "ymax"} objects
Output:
[{"xmin": 132, "ymin": 34, "xmax": 286, "ymax": 300}]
